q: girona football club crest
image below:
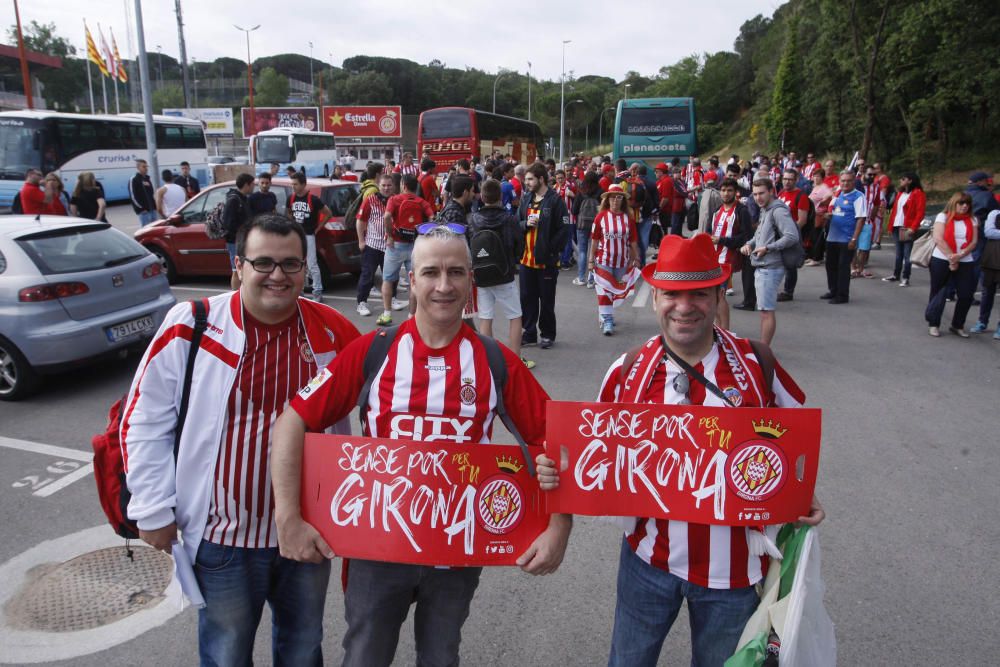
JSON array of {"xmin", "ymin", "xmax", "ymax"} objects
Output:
[
  {"xmin": 722, "ymin": 387, "xmax": 743, "ymax": 407},
  {"xmin": 379, "ymin": 111, "xmax": 398, "ymax": 134},
  {"xmin": 475, "ymin": 475, "xmax": 524, "ymax": 535},
  {"xmin": 459, "ymin": 379, "xmax": 477, "ymax": 405},
  {"xmin": 726, "ymin": 440, "xmax": 788, "ymax": 503},
  {"xmin": 300, "ymin": 335, "xmax": 315, "ymax": 364}
]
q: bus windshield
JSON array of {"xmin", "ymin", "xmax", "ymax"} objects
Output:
[
  {"xmin": 0, "ymin": 118, "xmax": 43, "ymax": 180},
  {"xmin": 420, "ymin": 109, "xmax": 471, "ymax": 139},
  {"xmin": 257, "ymin": 136, "xmax": 292, "ymax": 163},
  {"xmin": 619, "ymin": 106, "xmax": 691, "ymax": 136}
]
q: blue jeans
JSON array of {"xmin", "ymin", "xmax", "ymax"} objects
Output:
[
  {"xmin": 608, "ymin": 539, "xmax": 759, "ymax": 667},
  {"xmin": 892, "ymin": 228, "xmax": 914, "ymax": 280},
  {"xmin": 561, "ymin": 227, "xmax": 576, "ymax": 265},
  {"xmin": 138, "ymin": 210, "xmax": 158, "ymax": 226},
  {"xmin": 342, "ymin": 559, "xmax": 482, "ymax": 667},
  {"xmin": 576, "ymin": 228, "xmax": 592, "ymax": 283},
  {"xmin": 194, "ymin": 540, "xmax": 331, "ymax": 667},
  {"xmin": 637, "ymin": 217, "xmax": 653, "ymax": 267}
]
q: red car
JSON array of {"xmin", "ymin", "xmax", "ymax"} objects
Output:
[{"xmin": 134, "ymin": 177, "xmax": 362, "ymax": 283}]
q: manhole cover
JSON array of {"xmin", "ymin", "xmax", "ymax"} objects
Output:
[{"xmin": 4, "ymin": 546, "xmax": 173, "ymax": 632}]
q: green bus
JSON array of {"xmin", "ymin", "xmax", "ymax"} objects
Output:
[{"xmin": 612, "ymin": 97, "xmax": 697, "ymax": 164}]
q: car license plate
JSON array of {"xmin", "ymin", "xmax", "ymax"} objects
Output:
[{"xmin": 106, "ymin": 315, "xmax": 155, "ymax": 342}]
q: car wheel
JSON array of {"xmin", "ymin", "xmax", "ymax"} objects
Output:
[
  {"xmin": 148, "ymin": 245, "xmax": 178, "ymax": 284},
  {"xmin": 0, "ymin": 337, "xmax": 41, "ymax": 401}
]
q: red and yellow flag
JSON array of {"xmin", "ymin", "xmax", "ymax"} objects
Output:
[
  {"xmin": 85, "ymin": 22, "xmax": 109, "ymax": 77},
  {"xmin": 110, "ymin": 28, "xmax": 127, "ymax": 83}
]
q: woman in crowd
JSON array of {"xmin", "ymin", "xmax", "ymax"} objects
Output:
[
  {"xmin": 587, "ymin": 184, "xmax": 640, "ymax": 336},
  {"xmin": 571, "ymin": 171, "xmax": 601, "ymax": 288},
  {"xmin": 882, "ymin": 172, "xmax": 926, "ymax": 287},
  {"xmin": 69, "ymin": 172, "xmax": 107, "ymax": 221},
  {"xmin": 805, "ymin": 167, "xmax": 833, "ymax": 266},
  {"xmin": 43, "ymin": 173, "xmax": 70, "ymax": 215},
  {"xmin": 926, "ymin": 191, "xmax": 978, "ymax": 337}
]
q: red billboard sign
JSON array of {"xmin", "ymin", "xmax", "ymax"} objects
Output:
[
  {"xmin": 300, "ymin": 434, "xmax": 549, "ymax": 566},
  {"xmin": 322, "ymin": 105, "xmax": 402, "ymax": 138},
  {"xmin": 240, "ymin": 106, "xmax": 320, "ymax": 137},
  {"xmin": 543, "ymin": 402, "xmax": 822, "ymax": 525}
]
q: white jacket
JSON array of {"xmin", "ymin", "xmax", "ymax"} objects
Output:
[{"xmin": 120, "ymin": 291, "xmax": 358, "ymax": 562}]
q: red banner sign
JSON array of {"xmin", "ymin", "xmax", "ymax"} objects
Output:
[
  {"xmin": 544, "ymin": 402, "xmax": 821, "ymax": 525},
  {"xmin": 241, "ymin": 106, "xmax": 320, "ymax": 137},
  {"xmin": 301, "ymin": 435, "xmax": 548, "ymax": 566},
  {"xmin": 322, "ymin": 105, "xmax": 402, "ymax": 138}
]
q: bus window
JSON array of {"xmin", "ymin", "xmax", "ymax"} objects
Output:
[
  {"xmin": 257, "ymin": 136, "xmax": 292, "ymax": 164},
  {"xmin": 0, "ymin": 119, "xmax": 42, "ymax": 179},
  {"xmin": 182, "ymin": 126, "xmax": 207, "ymax": 149},
  {"xmin": 156, "ymin": 125, "xmax": 186, "ymax": 149},
  {"xmin": 421, "ymin": 109, "xmax": 471, "ymax": 139},
  {"xmin": 619, "ymin": 106, "xmax": 691, "ymax": 136}
]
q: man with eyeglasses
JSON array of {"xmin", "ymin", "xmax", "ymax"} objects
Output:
[
  {"xmin": 536, "ymin": 233, "xmax": 824, "ymax": 667},
  {"xmin": 271, "ymin": 225, "xmax": 571, "ymax": 667},
  {"xmin": 120, "ymin": 214, "xmax": 360, "ymax": 665}
]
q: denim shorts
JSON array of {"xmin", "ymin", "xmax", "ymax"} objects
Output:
[
  {"xmin": 226, "ymin": 242, "xmax": 238, "ymax": 270},
  {"xmin": 755, "ymin": 266, "xmax": 786, "ymax": 311},
  {"xmin": 383, "ymin": 242, "xmax": 414, "ymax": 282}
]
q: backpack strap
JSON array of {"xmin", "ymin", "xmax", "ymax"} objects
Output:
[
  {"xmin": 748, "ymin": 339, "xmax": 776, "ymax": 393},
  {"xmin": 356, "ymin": 326, "xmax": 401, "ymax": 433},
  {"xmin": 174, "ymin": 298, "xmax": 209, "ymax": 459},
  {"xmin": 478, "ymin": 333, "xmax": 535, "ymax": 477}
]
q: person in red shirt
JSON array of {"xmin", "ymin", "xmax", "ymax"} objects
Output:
[
  {"xmin": 380, "ymin": 174, "xmax": 437, "ymax": 326},
  {"xmin": 18, "ymin": 169, "xmax": 49, "ymax": 214},
  {"xmin": 776, "ymin": 168, "xmax": 810, "ymax": 301},
  {"xmin": 419, "ymin": 158, "xmax": 439, "ymax": 208},
  {"xmin": 271, "ymin": 226, "xmax": 571, "ymax": 667},
  {"xmin": 599, "ymin": 163, "xmax": 615, "ymax": 192},
  {"xmin": 822, "ymin": 160, "xmax": 839, "ymax": 189},
  {"xmin": 42, "ymin": 173, "xmax": 70, "ymax": 216},
  {"xmin": 802, "ymin": 152, "xmax": 822, "ymax": 181}
]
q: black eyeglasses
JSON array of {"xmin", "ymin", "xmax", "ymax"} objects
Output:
[{"xmin": 240, "ymin": 257, "xmax": 306, "ymax": 274}]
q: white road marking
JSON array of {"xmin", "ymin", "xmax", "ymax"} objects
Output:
[
  {"xmin": 32, "ymin": 463, "xmax": 95, "ymax": 498},
  {"xmin": 0, "ymin": 436, "xmax": 93, "ymax": 462},
  {"xmin": 0, "ymin": 525, "xmax": 185, "ymax": 664},
  {"xmin": 632, "ymin": 281, "xmax": 651, "ymax": 308},
  {"xmin": 171, "ymin": 285, "xmax": 355, "ymax": 301}
]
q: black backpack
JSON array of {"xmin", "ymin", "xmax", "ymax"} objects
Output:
[
  {"xmin": 10, "ymin": 191, "xmax": 22, "ymax": 214},
  {"xmin": 470, "ymin": 213, "xmax": 519, "ymax": 287},
  {"xmin": 794, "ymin": 191, "xmax": 817, "ymax": 237},
  {"xmin": 576, "ymin": 195, "xmax": 599, "ymax": 231},
  {"xmin": 356, "ymin": 326, "xmax": 535, "ymax": 476},
  {"xmin": 343, "ymin": 191, "xmax": 365, "ymax": 231}
]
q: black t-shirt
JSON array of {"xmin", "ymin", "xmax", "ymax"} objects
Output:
[
  {"xmin": 70, "ymin": 188, "xmax": 103, "ymax": 220},
  {"xmin": 248, "ymin": 190, "xmax": 278, "ymax": 216},
  {"xmin": 287, "ymin": 193, "xmax": 324, "ymax": 234}
]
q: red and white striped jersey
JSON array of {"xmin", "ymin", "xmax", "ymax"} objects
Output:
[
  {"xmin": 205, "ymin": 311, "xmax": 318, "ymax": 548},
  {"xmin": 591, "ymin": 210, "xmax": 637, "ymax": 268},
  {"xmin": 358, "ymin": 193, "xmax": 388, "ymax": 252},
  {"xmin": 394, "ymin": 162, "xmax": 420, "ymax": 177},
  {"xmin": 291, "ymin": 318, "xmax": 548, "ymax": 447},
  {"xmin": 864, "ymin": 182, "xmax": 885, "ymax": 224},
  {"xmin": 599, "ymin": 331, "xmax": 805, "ymax": 589},
  {"xmin": 557, "ymin": 182, "xmax": 576, "ymax": 222},
  {"xmin": 712, "ymin": 204, "xmax": 740, "ymax": 264}
]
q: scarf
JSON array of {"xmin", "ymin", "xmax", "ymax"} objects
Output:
[{"xmin": 944, "ymin": 213, "xmax": 975, "ymax": 254}]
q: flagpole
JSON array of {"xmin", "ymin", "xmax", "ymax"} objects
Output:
[
  {"xmin": 113, "ymin": 76, "xmax": 120, "ymax": 114},
  {"xmin": 101, "ymin": 76, "xmax": 108, "ymax": 114},
  {"xmin": 85, "ymin": 55, "xmax": 95, "ymax": 114}
]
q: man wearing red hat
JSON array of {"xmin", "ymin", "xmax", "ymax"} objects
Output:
[{"xmin": 536, "ymin": 232, "xmax": 824, "ymax": 667}]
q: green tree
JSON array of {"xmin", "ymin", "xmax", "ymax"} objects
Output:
[
  {"xmin": 151, "ymin": 85, "xmax": 184, "ymax": 113},
  {"xmin": 253, "ymin": 67, "xmax": 289, "ymax": 106},
  {"xmin": 6, "ymin": 21, "xmax": 85, "ymax": 110},
  {"xmin": 764, "ymin": 17, "xmax": 801, "ymax": 150}
]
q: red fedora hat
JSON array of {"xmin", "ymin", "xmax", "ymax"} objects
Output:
[{"xmin": 641, "ymin": 233, "xmax": 731, "ymax": 291}]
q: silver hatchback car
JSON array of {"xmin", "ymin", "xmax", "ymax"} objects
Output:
[{"xmin": 0, "ymin": 216, "xmax": 176, "ymax": 400}]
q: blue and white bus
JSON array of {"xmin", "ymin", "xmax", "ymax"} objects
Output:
[
  {"xmin": 612, "ymin": 97, "xmax": 697, "ymax": 166},
  {"xmin": 249, "ymin": 127, "xmax": 338, "ymax": 178},
  {"xmin": 0, "ymin": 110, "xmax": 209, "ymax": 208}
]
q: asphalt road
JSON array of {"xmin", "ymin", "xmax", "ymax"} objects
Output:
[{"xmin": 1, "ymin": 203, "xmax": 997, "ymax": 665}]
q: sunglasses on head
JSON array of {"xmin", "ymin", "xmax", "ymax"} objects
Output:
[{"xmin": 417, "ymin": 222, "xmax": 466, "ymax": 235}]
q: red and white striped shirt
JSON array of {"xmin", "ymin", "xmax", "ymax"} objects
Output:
[
  {"xmin": 557, "ymin": 182, "xmax": 576, "ymax": 223},
  {"xmin": 591, "ymin": 210, "xmax": 637, "ymax": 268},
  {"xmin": 864, "ymin": 182, "xmax": 885, "ymax": 224},
  {"xmin": 291, "ymin": 319, "xmax": 548, "ymax": 446},
  {"xmin": 599, "ymin": 331, "xmax": 805, "ymax": 589},
  {"xmin": 394, "ymin": 162, "xmax": 420, "ymax": 177},
  {"xmin": 712, "ymin": 203, "xmax": 739, "ymax": 264},
  {"xmin": 358, "ymin": 193, "xmax": 388, "ymax": 252},
  {"xmin": 206, "ymin": 311, "xmax": 318, "ymax": 548}
]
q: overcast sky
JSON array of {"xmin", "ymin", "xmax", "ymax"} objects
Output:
[{"xmin": 4, "ymin": 0, "xmax": 782, "ymax": 83}]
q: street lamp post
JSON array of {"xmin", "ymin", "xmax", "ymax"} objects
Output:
[
  {"xmin": 308, "ymin": 41, "xmax": 314, "ymax": 100},
  {"xmin": 563, "ymin": 98, "xmax": 583, "ymax": 163},
  {"xmin": 155, "ymin": 44, "xmax": 163, "ymax": 84},
  {"xmin": 492, "ymin": 70, "xmax": 511, "ymax": 115},
  {"xmin": 234, "ymin": 24, "xmax": 260, "ymax": 135},
  {"xmin": 527, "ymin": 60, "xmax": 532, "ymax": 121},
  {"xmin": 598, "ymin": 106, "xmax": 614, "ymax": 148},
  {"xmin": 559, "ymin": 39, "xmax": 571, "ymax": 166},
  {"xmin": 624, "ymin": 83, "xmax": 631, "ymax": 102}
]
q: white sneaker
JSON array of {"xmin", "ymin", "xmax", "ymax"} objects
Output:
[
  {"xmin": 356, "ymin": 302, "xmax": 371, "ymax": 316},
  {"xmin": 725, "ymin": 288, "xmax": 735, "ymax": 296},
  {"xmin": 572, "ymin": 278, "xmax": 585, "ymax": 286},
  {"xmin": 899, "ymin": 279, "xmax": 909, "ymax": 287},
  {"xmin": 398, "ymin": 278, "xmax": 409, "ymax": 289},
  {"xmin": 370, "ymin": 287, "xmax": 382, "ymax": 298},
  {"xmin": 391, "ymin": 297, "xmax": 408, "ymax": 311}
]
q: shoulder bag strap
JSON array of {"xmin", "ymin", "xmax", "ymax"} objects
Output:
[
  {"xmin": 659, "ymin": 336, "xmax": 737, "ymax": 407},
  {"xmin": 174, "ymin": 298, "xmax": 209, "ymax": 459},
  {"xmin": 356, "ymin": 326, "xmax": 400, "ymax": 432}
]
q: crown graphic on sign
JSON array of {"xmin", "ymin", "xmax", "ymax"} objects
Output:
[
  {"xmin": 751, "ymin": 419, "xmax": 787, "ymax": 439},
  {"xmin": 496, "ymin": 455, "xmax": 523, "ymax": 474}
]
